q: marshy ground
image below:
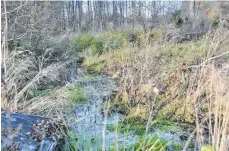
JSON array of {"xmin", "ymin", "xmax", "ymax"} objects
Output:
[{"xmin": 1, "ymin": 1, "xmax": 229, "ymax": 150}]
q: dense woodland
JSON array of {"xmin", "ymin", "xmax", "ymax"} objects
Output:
[
  {"xmin": 2, "ymin": 1, "xmax": 181, "ymax": 34},
  {"xmin": 1, "ymin": 1, "xmax": 229, "ymax": 151}
]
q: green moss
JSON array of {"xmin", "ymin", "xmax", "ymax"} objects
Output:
[
  {"xmin": 68, "ymin": 84, "xmax": 85, "ymax": 102},
  {"xmin": 189, "ymin": 143, "xmax": 195, "ymax": 148},
  {"xmin": 109, "ymin": 91, "xmax": 132, "ymax": 115},
  {"xmin": 152, "ymin": 120, "xmax": 180, "ymax": 132},
  {"xmin": 107, "ymin": 121, "xmax": 146, "ymax": 136},
  {"xmin": 129, "ymin": 107, "xmax": 149, "ymax": 121},
  {"xmin": 119, "ymin": 116, "xmax": 152, "ymax": 135},
  {"xmin": 157, "ymin": 102, "xmax": 176, "ymax": 120},
  {"xmin": 156, "ymin": 41, "xmax": 206, "ymax": 73},
  {"xmin": 107, "ymin": 124, "xmax": 130, "ymax": 135},
  {"xmin": 157, "ymin": 101, "xmax": 195, "ymax": 124},
  {"xmin": 107, "ymin": 115, "xmax": 151, "ymax": 136},
  {"xmin": 172, "ymin": 143, "xmax": 183, "ymax": 151}
]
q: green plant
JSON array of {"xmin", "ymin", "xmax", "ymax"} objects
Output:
[
  {"xmin": 201, "ymin": 146, "xmax": 214, "ymax": 151},
  {"xmin": 62, "ymin": 131, "xmax": 78, "ymax": 151},
  {"xmin": 83, "ymin": 59, "xmax": 106, "ymax": 72},
  {"xmin": 107, "ymin": 121, "xmax": 146, "ymax": 136},
  {"xmin": 26, "ymin": 89, "xmax": 53, "ymax": 99},
  {"xmin": 212, "ymin": 15, "xmax": 220, "ymax": 27},
  {"xmin": 90, "ymin": 39, "xmax": 104, "ymax": 55},
  {"xmin": 68, "ymin": 85, "xmax": 85, "ymax": 102},
  {"xmin": 98, "ymin": 31, "xmax": 128, "ymax": 51},
  {"xmin": 74, "ymin": 34, "xmax": 95, "ymax": 52},
  {"xmin": 172, "ymin": 143, "xmax": 183, "ymax": 151},
  {"xmin": 75, "ymin": 134, "xmax": 103, "ymax": 151},
  {"xmin": 128, "ymin": 135, "xmax": 167, "ymax": 151},
  {"xmin": 152, "ymin": 120, "xmax": 179, "ymax": 132}
]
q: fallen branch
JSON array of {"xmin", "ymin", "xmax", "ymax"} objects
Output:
[{"xmin": 186, "ymin": 51, "xmax": 229, "ymax": 69}]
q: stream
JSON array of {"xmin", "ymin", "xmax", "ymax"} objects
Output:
[
  {"xmin": 66, "ymin": 68, "xmax": 138, "ymax": 150},
  {"xmin": 65, "ymin": 68, "xmax": 186, "ymax": 150},
  {"xmin": 1, "ymin": 68, "xmax": 188, "ymax": 151}
]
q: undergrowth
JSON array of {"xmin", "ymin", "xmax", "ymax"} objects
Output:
[
  {"xmin": 3, "ymin": 26, "xmax": 228, "ymax": 151},
  {"xmin": 82, "ymin": 28, "xmax": 229, "ymax": 150},
  {"xmin": 67, "ymin": 84, "xmax": 85, "ymax": 102}
]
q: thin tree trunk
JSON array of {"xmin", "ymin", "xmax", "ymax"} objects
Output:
[{"xmin": 3, "ymin": 0, "xmax": 8, "ymax": 80}]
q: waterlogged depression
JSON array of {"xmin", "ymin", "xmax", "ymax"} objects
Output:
[
  {"xmin": 65, "ymin": 68, "xmax": 186, "ymax": 150},
  {"xmin": 67, "ymin": 69, "xmax": 138, "ymax": 150}
]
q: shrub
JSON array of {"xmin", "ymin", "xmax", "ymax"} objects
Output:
[
  {"xmin": 74, "ymin": 34, "xmax": 95, "ymax": 52},
  {"xmin": 90, "ymin": 39, "xmax": 104, "ymax": 55},
  {"xmin": 150, "ymin": 28, "xmax": 165, "ymax": 40},
  {"xmin": 76, "ymin": 31, "xmax": 134, "ymax": 56},
  {"xmin": 212, "ymin": 15, "xmax": 220, "ymax": 27},
  {"xmin": 98, "ymin": 31, "xmax": 128, "ymax": 51},
  {"xmin": 172, "ymin": 10, "xmax": 183, "ymax": 28}
]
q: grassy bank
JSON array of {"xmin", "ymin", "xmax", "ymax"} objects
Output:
[
  {"xmin": 2, "ymin": 27, "xmax": 228, "ymax": 150},
  {"xmin": 82, "ymin": 28, "xmax": 229, "ymax": 150}
]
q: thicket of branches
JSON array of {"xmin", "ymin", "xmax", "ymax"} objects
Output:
[{"xmin": 1, "ymin": 1, "xmax": 181, "ymax": 35}]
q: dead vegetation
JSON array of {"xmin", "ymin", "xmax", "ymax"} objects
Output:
[
  {"xmin": 84, "ymin": 27, "xmax": 229, "ymax": 150},
  {"xmin": 2, "ymin": 1, "xmax": 229, "ymax": 151},
  {"xmin": 1, "ymin": 50, "xmax": 71, "ymax": 112},
  {"xmin": 1, "ymin": 33, "xmax": 78, "ymax": 113}
]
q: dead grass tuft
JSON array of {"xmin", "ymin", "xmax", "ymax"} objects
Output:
[{"xmin": 19, "ymin": 87, "xmax": 72, "ymax": 117}]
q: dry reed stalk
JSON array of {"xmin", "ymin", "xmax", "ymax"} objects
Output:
[
  {"xmin": 186, "ymin": 29, "xmax": 229, "ymax": 150},
  {"xmin": 102, "ymin": 100, "xmax": 110, "ymax": 151},
  {"xmin": 191, "ymin": 66, "xmax": 229, "ymax": 151}
]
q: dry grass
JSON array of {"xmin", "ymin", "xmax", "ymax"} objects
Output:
[
  {"xmin": 84, "ymin": 28, "xmax": 229, "ymax": 150},
  {"xmin": 186, "ymin": 29, "xmax": 229, "ymax": 151},
  {"xmin": 1, "ymin": 23, "xmax": 229, "ymax": 150},
  {"xmin": 1, "ymin": 49, "xmax": 71, "ymax": 112},
  {"xmin": 165, "ymin": 28, "xmax": 229, "ymax": 150},
  {"xmin": 180, "ymin": 64, "xmax": 229, "ymax": 150},
  {"xmin": 84, "ymin": 32, "xmax": 208, "ymax": 120},
  {"xmin": 19, "ymin": 87, "xmax": 70, "ymax": 117}
]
